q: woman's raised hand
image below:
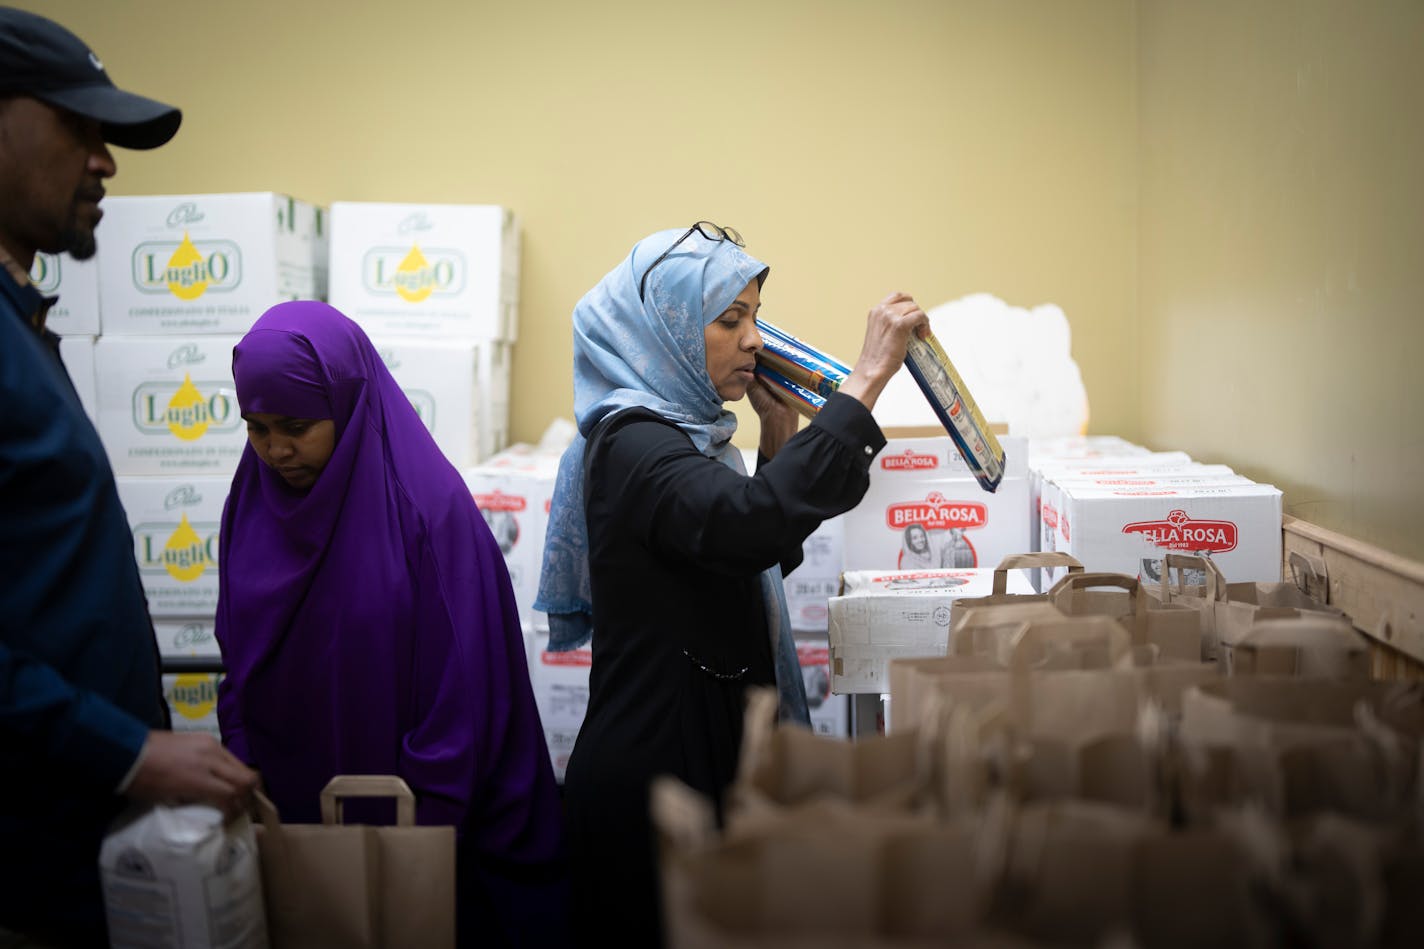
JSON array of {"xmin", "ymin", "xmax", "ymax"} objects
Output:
[{"xmin": 838, "ymin": 292, "xmax": 930, "ymax": 411}]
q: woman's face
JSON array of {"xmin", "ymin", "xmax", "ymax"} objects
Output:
[
  {"xmin": 703, "ymin": 279, "xmax": 762, "ymax": 402},
  {"xmin": 905, "ymin": 525, "xmax": 930, "ymax": 554},
  {"xmin": 243, "ymin": 412, "xmax": 336, "ymax": 491}
]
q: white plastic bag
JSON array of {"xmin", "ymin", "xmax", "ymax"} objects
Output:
[{"xmin": 100, "ymin": 804, "xmax": 268, "ymax": 949}]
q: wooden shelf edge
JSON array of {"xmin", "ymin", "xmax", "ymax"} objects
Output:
[{"xmin": 1282, "ymin": 515, "xmax": 1424, "ymax": 672}]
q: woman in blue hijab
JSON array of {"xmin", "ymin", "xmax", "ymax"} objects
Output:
[{"xmin": 536, "ymin": 222, "xmax": 927, "ymax": 946}]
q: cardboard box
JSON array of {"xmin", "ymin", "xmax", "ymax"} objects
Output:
[
  {"xmin": 372, "ymin": 336, "xmax": 491, "ymax": 468},
  {"xmin": 1025, "ymin": 435, "xmax": 1148, "ymax": 465},
  {"xmin": 97, "ymin": 192, "xmax": 327, "ymax": 335},
  {"xmin": 329, "ymin": 202, "xmax": 519, "ymax": 340},
  {"xmin": 476, "ymin": 338, "xmax": 511, "ymax": 460},
  {"xmin": 31, "ymin": 249, "xmax": 100, "ymax": 335},
  {"xmin": 524, "ymin": 625, "xmax": 590, "ymax": 783},
  {"xmin": 828, "ymin": 567, "xmax": 1035, "ymax": 693},
  {"xmin": 784, "ymin": 516, "xmax": 844, "ymax": 633},
  {"xmin": 56, "ymin": 335, "xmax": 98, "ymax": 424},
  {"xmin": 1039, "ymin": 467, "xmax": 1248, "ymax": 588},
  {"xmin": 1033, "ymin": 453, "xmax": 1195, "ymax": 588},
  {"xmin": 116, "ymin": 476, "xmax": 227, "ymax": 617},
  {"xmin": 94, "ymin": 335, "xmax": 248, "ymax": 476},
  {"xmin": 462, "ymin": 445, "xmax": 561, "ymax": 627},
  {"xmin": 154, "ymin": 616, "xmax": 222, "ymax": 660},
  {"xmin": 843, "ymin": 435, "xmax": 1030, "ymax": 573},
  {"xmin": 163, "ymin": 672, "xmax": 224, "ymax": 739},
  {"xmin": 795, "ymin": 635, "xmax": 850, "ymax": 738},
  {"xmin": 1057, "ymin": 483, "xmax": 1283, "ymax": 585}
]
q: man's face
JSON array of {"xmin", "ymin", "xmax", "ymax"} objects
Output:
[{"xmin": 0, "ymin": 96, "xmax": 115, "ymax": 266}]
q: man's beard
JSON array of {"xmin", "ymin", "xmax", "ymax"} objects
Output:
[
  {"xmin": 58, "ymin": 222, "xmax": 97, "ymax": 260},
  {"xmin": 58, "ymin": 188, "xmax": 103, "ymax": 260}
]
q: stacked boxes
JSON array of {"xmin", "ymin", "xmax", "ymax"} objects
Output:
[
  {"xmin": 843, "ymin": 435, "xmax": 1031, "ymax": 572},
  {"xmin": 96, "ymin": 193, "xmax": 327, "ymax": 334},
  {"xmin": 330, "ymin": 202, "xmax": 520, "ymax": 465},
  {"xmin": 36, "ymin": 194, "xmax": 329, "ymax": 712},
  {"xmin": 524, "ymin": 625, "xmax": 591, "ymax": 783},
  {"xmin": 1030, "ymin": 439, "xmax": 1284, "ymax": 590},
  {"xmin": 827, "ymin": 567, "xmax": 1035, "ymax": 693},
  {"xmin": 461, "ymin": 444, "xmax": 562, "ymax": 628}
]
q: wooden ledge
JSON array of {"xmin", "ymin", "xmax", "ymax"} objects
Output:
[{"xmin": 1282, "ymin": 515, "xmax": 1424, "ymax": 677}]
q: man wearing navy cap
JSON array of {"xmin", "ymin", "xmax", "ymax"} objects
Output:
[{"xmin": 0, "ymin": 8, "xmax": 257, "ymax": 945}]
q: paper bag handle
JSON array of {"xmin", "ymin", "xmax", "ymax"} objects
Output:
[
  {"xmin": 1287, "ymin": 550, "xmax": 1329, "ymax": 600},
  {"xmin": 1158, "ymin": 553, "xmax": 1229, "ymax": 604},
  {"xmin": 319, "ymin": 775, "xmax": 417, "ymax": 827},
  {"xmin": 991, "ymin": 552, "xmax": 1084, "ymax": 593},
  {"xmin": 1048, "ymin": 571, "xmax": 1145, "ymax": 622}
]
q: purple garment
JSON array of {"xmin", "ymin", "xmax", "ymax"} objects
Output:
[{"xmin": 215, "ymin": 301, "xmax": 564, "ymax": 880}]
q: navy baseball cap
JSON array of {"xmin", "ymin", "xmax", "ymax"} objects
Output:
[{"xmin": 0, "ymin": 6, "xmax": 180, "ymax": 149}]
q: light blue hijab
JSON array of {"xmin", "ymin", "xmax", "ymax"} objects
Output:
[{"xmin": 535, "ymin": 227, "xmax": 809, "ymax": 724}]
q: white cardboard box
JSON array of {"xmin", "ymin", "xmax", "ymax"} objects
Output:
[
  {"xmin": 31, "ymin": 250, "xmax": 100, "ymax": 335},
  {"xmin": 795, "ymin": 635, "xmax": 850, "ymax": 738},
  {"xmin": 154, "ymin": 616, "xmax": 222, "ymax": 660},
  {"xmin": 844, "ymin": 435, "xmax": 1031, "ymax": 573},
  {"xmin": 116, "ymin": 476, "xmax": 227, "ymax": 617},
  {"xmin": 94, "ymin": 335, "xmax": 247, "ymax": 476},
  {"xmin": 1038, "ymin": 465, "xmax": 1247, "ymax": 587},
  {"xmin": 329, "ymin": 202, "xmax": 519, "ymax": 341},
  {"xmin": 373, "ymin": 336, "xmax": 485, "ymax": 468},
  {"xmin": 784, "ymin": 515, "xmax": 844, "ymax": 633},
  {"xmin": 1056, "ymin": 482, "xmax": 1283, "ymax": 585},
  {"xmin": 57, "ymin": 335, "xmax": 98, "ymax": 424},
  {"xmin": 97, "ymin": 192, "xmax": 327, "ymax": 335},
  {"xmin": 162, "ymin": 672, "xmax": 224, "ymax": 739},
  {"xmin": 463, "ymin": 445, "xmax": 562, "ymax": 627},
  {"xmin": 525, "ymin": 625, "xmax": 590, "ymax": 783},
  {"xmin": 828, "ymin": 567, "xmax": 1035, "ymax": 693}
]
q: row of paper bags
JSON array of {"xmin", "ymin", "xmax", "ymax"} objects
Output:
[{"xmin": 656, "ymin": 554, "xmax": 1423, "ymax": 948}]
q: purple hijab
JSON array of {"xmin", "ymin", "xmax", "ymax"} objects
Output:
[{"xmin": 215, "ymin": 301, "xmax": 563, "ymax": 877}]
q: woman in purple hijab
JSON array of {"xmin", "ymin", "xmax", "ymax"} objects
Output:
[{"xmin": 216, "ymin": 300, "xmax": 568, "ymax": 947}]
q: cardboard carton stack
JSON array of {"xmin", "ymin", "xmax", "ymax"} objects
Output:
[
  {"xmin": 42, "ymin": 192, "xmax": 328, "ymax": 738},
  {"xmin": 462, "ymin": 443, "xmax": 576, "ymax": 778},
  {"xmin": 329, "ymin": 202, "xmax": 520, "ymax": 465},
  {"xmin": 1030, "ymin": 437, "xmax": 1283, "ymax": 592}
]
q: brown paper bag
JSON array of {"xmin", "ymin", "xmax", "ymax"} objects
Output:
[
  {"xmin": 947, "ymin": 552, "xmax": 1085, "ymax": 629},
  {"xmin": 732, "ymin": 688, "xmax": 929, "ymax": 821},
  {"xmin": 254, "ymin": 776, "xmax": 455, "ymax": 949},
  {"xmin": 654, "ymin": 777, "xmax": 1002, "ymax": 948},
  {"xmin": 1226, "ymin": 616, "xmax": 1370, "ymax": 678},
  {"xmin": 1153, "ymin": 552, "xmax": 1348, "ymax": 661},
  {"xmin": 1049, "ymin": 571, "xmax": 1203, "ymax": 661}
]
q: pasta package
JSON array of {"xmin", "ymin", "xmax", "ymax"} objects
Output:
[
  {"xmin": 903, "ymin": 332, "xmax": 1006, "ymax": 492},
  {"xmin": 752, "ymin": 320, "xmax": 1006, "ymax": 492}
]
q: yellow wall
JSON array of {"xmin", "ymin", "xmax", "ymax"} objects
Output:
[
  {"xmin": 25, "ymin": 1, "xmax": 1420, "ymax": 560},
  {"xmin": 1138, "ymin": 0, "xmax": 1424, "ymax": 560},
  {"xmin": 25, "ymin": 0, "xmax": 1140, "ymax": 442}
]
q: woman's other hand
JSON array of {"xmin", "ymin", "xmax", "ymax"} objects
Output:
[
  {"xmin": 748, "ymin": 374, "xmax": 800, "ymax": 459},
  {"xmin": 838, "ymin": 292, "xmax": 930, "ymax": 411}
]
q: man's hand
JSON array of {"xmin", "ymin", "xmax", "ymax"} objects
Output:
[{"xmin": 125, "ymin": 731, "xmax": 259, "ymax": 819}]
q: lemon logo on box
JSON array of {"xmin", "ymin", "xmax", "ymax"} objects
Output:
[
  {"xmin": 135, "ymin": 514, "xmax": 219, "ymax": 581},
  {"xmin": 28, "ymin": 252, "xmax": 62, "ymax": 294},
  {"xmin": 362, "ymin": 244, "xmax": 466, "ymax": 302},
  {"xmin": 167, "ymin": 674, "xmax": 219, "ymax": 721},
  {"xmin": 132, "ymin": 232, "xmax": 242, "ymax": 299},
  {"xmin": 133, "ymin": 376, "xmax": 240, "ymax": 440}
]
